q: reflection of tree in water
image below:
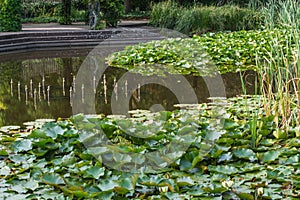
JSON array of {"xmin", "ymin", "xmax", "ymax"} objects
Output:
[
  {"xmin": 130, "ymin": 84, "xmax": 179, "ymax": 112},
  {"xmin": 0, "ymin": 55, "xmax": 258, "ymax": 126},
  {"xmin": 0, "ymin": 57, "xmax": 85, "ymax": 126},
  {"xmin": 0, "ymin": 61, "xmax": 27, "ymax": 126}
]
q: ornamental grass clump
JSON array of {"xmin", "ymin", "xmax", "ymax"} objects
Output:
[
  {"xmin": 150, "ymin": 0, "xmax": 262, "ymax": 35},
  {"xmin": 256, "ymin": 0, "xmax": 300, "ymax": 136}
]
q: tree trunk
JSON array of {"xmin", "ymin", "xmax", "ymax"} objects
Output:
[
  {"xmin": 124, "ymin": 0, "xmax": 131, "ymax": 14},
  {"xmin": 61, "ymin": 0, "xmax": 72, "ymax": 24}
]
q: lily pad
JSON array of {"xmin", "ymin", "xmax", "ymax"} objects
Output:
[
  {"xmin": 233, "ymin": 148, "xmax": 257, "ymax": 161},
  {"xmin": 0, "ymin": 126, "xmax": 20, "ymax": 133},
  {"xmin": 41, "ymin": 173, "xmax": 65, "ymax": 185},
  {"xmin": 261, "ymin": 150, "xmax": 281, "ymax": 163},
  {"xmin": 85, "ymin": 166, "xmax": 105, "ymax": 179},
  {"xmin": 11, "ymin": 139, "xmax": 32, "ymax": 153}
]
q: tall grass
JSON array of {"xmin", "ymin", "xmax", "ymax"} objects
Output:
[
  {"xmin": 150, "ymin": 0, "xmax": 181, "ymax": 30},
  {"xmin": 256, "ymin": 0, "xmax": 300, "ymax": 136},
  {"xmin": 150, "ymin": 0, "xmax": 262, "ymax": 35}
]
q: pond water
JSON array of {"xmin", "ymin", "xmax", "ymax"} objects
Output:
[{"xmin": 0, "ymin": 50, "xmax": 257, "ymax": 127}]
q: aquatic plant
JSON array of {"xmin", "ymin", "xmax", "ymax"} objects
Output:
[
  {"xmin": 0, "ymin": 97, "xmax": 299, "ymax": 199},
  {"xmin": 107, "ymin": 28, "xmax": 298, "ymax": 76},
  {"xmin": 256, "ymin": 0, "xmax": 300, "ymax": 133}
]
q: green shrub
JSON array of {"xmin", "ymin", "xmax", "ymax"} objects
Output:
[
  {"xmin": 150, "ymin": 1, "xmax": 262, "ymax": 35},
  {"xmin": 21, "ymin": 0, "xmax": 87, "ymax": 23},
  {"xmin": 122, "ymin": 11, "xmax": 150, "ymax": 20},
  {"xmin": 100, "ymin": 0, "xmax": 124, "ymax": 27},
  {"xmin": 21, "ymin": 17, "xmax": 58, "ymax": 24},
  {"xmin": 0, "ymin": 0, "xmax": 22, "ymax": 32},
  {"xmin": 21, "ymin": 1, "xmax": 60, "ymax": 18},
  {"xmin": 59, "ymin": 0, "xmax": 72, "ymax": 25}
]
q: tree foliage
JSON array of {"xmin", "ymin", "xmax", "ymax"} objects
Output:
[
  {"xmin": 59, "ymin": 0, "xmax": 72, "ymax": 25},
  {"xmin": 89, "ymin": 0, "xmax": 123, "ymax": 29},
  {"xmin": 0, "ymin": 0, "xmax": 22, "ymax": 32}
]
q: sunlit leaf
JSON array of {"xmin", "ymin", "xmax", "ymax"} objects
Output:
[
  {"xmin": 261, "ymin": 150, "xmax": 281, "ymax": 163},
  {"xmin": 41, "ymin": 173, "xmax": 65, "ymax": 185},
  {"xmin": 11, "ymin": 139, "xmax": 32, "ymax": 153},
  {"xmin": 85, "ymin": 166, "xmax": 105, "ymax": 179},
  {"xmin": 233, "ymin": 148, "xmax": 257, "ymax": 161}
]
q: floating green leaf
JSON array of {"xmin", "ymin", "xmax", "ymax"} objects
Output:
[
  {"xmin": 85, "ymin": 166, "xmax": 105, "ymax": 179},
  {"xmin": 11, "ymin": 139, "xmax": 32, "ymax": 153},
  {"xmin": 233, "ymin": 148, "xmax": 257, "ymax": 161},
  {"xmin": 42, "ymin": 173, "xmax": 65, "ymax": 185},
  {"xmin": 208, "ymin": 165, "xmax": 239, "ymax": 175},
  {"xmin": 261, "ymin": 150, "xmax": 281, "ymax": 163}
]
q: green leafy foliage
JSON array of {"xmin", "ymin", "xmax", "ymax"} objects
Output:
[
  {"xmin": 107, "ymin": 28, "xmax": 297, "ymax": 75},
  {"xmin": 106, "ymin": 38, "xmax": 216, "ymax": 76},
  {"xmin": 0, "ymin": 0, "xmax": 22, "ymax": 32},
  {"xmin": 0, "ymin": 96, "xmax": 299, "ymax": 199},
  {"xmin": 150, "ymin": 1, "xmax": 262, "ymax": 35},
  {"xmin": 59, "ymin": 0, "xmax": 72, "ymax": 25},
  {"xmin": 100, "ymin": 0, "xmax": 123, "ymax": 27},
  {"xmin": 21, "ymin": 1, "xmax": 60, "ymax": 18}
]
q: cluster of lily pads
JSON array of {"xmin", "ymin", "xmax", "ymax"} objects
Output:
[
  {"xmin": 106, "ymin": 28, "xmax": 297, "ymax": 75},
  {"xmin": 0, "ymin": 96, "xmax": 299, "ymax": 199},
  {"xmin": 106, "ymin": 38, "xmax": 216, "ymax": 77}
]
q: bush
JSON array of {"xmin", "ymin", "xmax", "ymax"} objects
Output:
[
  {"xmin": 21, "ymin": 1, "xmax": 60, "ymax": 18},
  {"xmin": 100, "ymin": 0, "xmax": 124, "ymax": 27},
  {"xmin": 122, "ymin": 11, "xmax": 150, "ymax": 20},
  {"xmin": 21, "ymin": 0, "xmax": 88, "ymax": 23},
  {"xmin": 150, "ymin": 1, "xmax": 262, "ymax": 35},
  {"xmin": 0, "ymin": 0, "xmax": 22, "ymax": 32},
  {"xmin": 59, "ymin": 0, "xmax": 72, "ymax": 25},
  {"xmin": 21, "ymin": 17, "xmax": 58, "ymax": 24}
]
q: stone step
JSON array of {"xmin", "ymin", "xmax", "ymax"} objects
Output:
[
  {"xmin": 0, "ymin": 34, "xmax": 115, "ymax": 45},
  {"xmin": 0, "ymin": 27, "xmax": 169, "ymax": 54},
  {"xmin": 0, "ymin": 30, "xmax": 118, "ymax": 40},
  {"xmin": 0, "ymin": 36, "xmax": 165, "ymax": 54}
]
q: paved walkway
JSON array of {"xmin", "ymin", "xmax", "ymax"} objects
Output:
[{"xmin": 21, "ymin": 20, "xmax": 149, "ymax": 32}]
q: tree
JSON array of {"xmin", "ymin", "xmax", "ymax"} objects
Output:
[
  {"xmin": 124, "ymin": 0, "xmax": 132, "ymax": 14},
  {"xmin": 89, "ymin": 0, "xmax": 123, "ymax": 29},
  {"xmin": 0, "ymin": 0, "xmax": 22, "ymax": 32},
  {"xmin": 59, "ymin": 0, "xmax": 72, "ymax": 25}
]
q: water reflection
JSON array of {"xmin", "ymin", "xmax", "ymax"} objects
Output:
[{"xmin": 0, "ymin": 53, "xmax": 257, "ymax": 127}]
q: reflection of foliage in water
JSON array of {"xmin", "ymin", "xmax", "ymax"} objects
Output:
[
  {"xmin": 0, "ymin": 54, "xmax": 257, "ymax": 126},
  {"xmin": 0, "ymin": 57, "xmax": 85, "ymax": 127}
]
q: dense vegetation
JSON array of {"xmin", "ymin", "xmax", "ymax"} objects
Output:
[
  {"xmin": 0, "ymin": 0, "xmax": 299, "ymax": 199},
  {"xmin": 107, "ymin": 28, "xmax": 297, "ymax": 75},
  {"xmin": 19, "ymin": 0, "xmax": 147, "ymax": 27},
  {"xmin": 150, "ymin": 1, "xmax": 261, "ymax": 35},
  {"xmin": 0, "ymin": 0, "xmax": 22, "ymax": 32},
  {"xmin": 0, "ymin": 97, "xmax": 299, "ymax": 199}
]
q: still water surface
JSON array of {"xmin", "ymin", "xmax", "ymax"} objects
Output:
[{"xmin": 0, "ymin": 50, "xmax": 257, "ymax": 127}]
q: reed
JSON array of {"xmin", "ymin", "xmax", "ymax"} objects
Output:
[{"xmin": 256, "ymin": 0, "xmax": 300, "ymax": 136}]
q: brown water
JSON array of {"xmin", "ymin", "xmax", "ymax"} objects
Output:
[{"xmin": 0, "ymin": 50, "xmax": 257, "ymax": 127}]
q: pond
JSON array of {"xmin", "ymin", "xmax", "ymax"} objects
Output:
[{"xmin": 0, "ymin": 50, "xmax": 257, "ymax": 127}]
